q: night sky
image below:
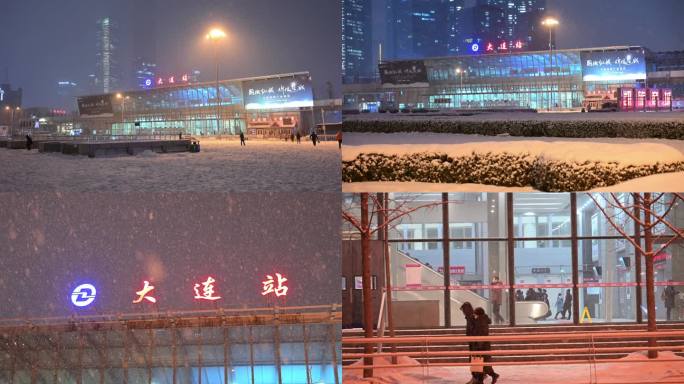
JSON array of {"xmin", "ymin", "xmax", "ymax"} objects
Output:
[
  {"xmin": 0, "ymin": 193, "xmax": 340, "ymax": 319},
  {"xmin": 372, "ymin": 0, "xmax": 684, "ymax": 56},
  {"xmin": 0, "ymin": 0, "xmax": 341, "ymax": 108},
  {"xmin": 546, "ymin": 0, "xmax": 684, "ymax": 52}
]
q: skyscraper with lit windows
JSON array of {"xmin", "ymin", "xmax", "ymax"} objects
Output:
[
  {"xmin": 342, "ymin": 0, "xmax": 374, "ymax": 83},
  {"xmin": 96, "ymin": 17, "xmax": 118, "ymax": 93}
]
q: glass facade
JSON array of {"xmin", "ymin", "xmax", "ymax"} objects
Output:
[
  {"xmin": 342, "ymin": 47, "xmax": 657, "ymax": 111},
  {"xmin": 342, "ymin": 193, "xmax": 684, "ymax": 327},
  {"xmin": 0, "ymin": 309, "xmax": 342, "ymax": 384},
  {"xmin": 427, "ymin": 51, "xmax": 583, "ymax": 110},
  {"xmin": 78, "ymin": 74, "xmax": 318, "ymax": 138}
]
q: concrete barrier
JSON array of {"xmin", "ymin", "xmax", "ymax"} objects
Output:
[{"xmin": 26, "ymin": 139, "xmax": 193, "ymax": 157}]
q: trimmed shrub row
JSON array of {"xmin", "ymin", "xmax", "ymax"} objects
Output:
[
  {"xmin": 342, "ymin": 119, "xmax": 684, "ymax": 139},
  {"xmin": 342, "ymin": 152, "xmax": 684, "ymax": 192}
]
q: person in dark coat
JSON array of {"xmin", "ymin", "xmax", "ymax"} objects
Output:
[
  {"xmin": 662, "ymin": 283, "xmax": 679, "ymax": 321},
  {"xmin": 295, "ymin": 131, "xmax": 301, "ymax": 144},
  {"xmin": 554, "ymin": 293, "xmax": 565, "ymax": 320},
  {"xmin": 460, "ymin": 302, "xmax": 481, "ymax": 384},
  {"xmin": 562, "ymin": 289, "xmax": 573, "ymax": 320},
  {"xmin": 515, "ymin": 289, "xmax": 524, "ymax": 302},
  {"xmin": 474, "ymin": 307, "xmax": 499, "ymax": 384},
  {"xmin": 310, "ymin": 131, "xmax": 318, "ymax": 146},
  {"xmin": 25, "ymin": 135, "xmax": 33, "ymax": 151},
  {"xmin": 525, "ymin": 287, "xmax": 536, "ymax": 301},
  {"xmin": 239, "ymin": 131, "xmax": 246, "ymax": 146}
]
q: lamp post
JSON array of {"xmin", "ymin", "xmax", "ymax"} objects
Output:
[
  {"xmin": 455, "ymin": 67, "xmax": 463, "ymax": 109},
  {"xmin": 542, "ymin": 17, "xmax": 559, "ymax": 111},
  {"xmin": 5, "ymin": 106, "xmax": 20, "ymax": 138},
  {"xmin": 206, "ymin": 27, "xmax": 227, "ymax": 135},
  {"xmin": 115, "ymin": 93, "xmax": 130, "ymax": 135}
]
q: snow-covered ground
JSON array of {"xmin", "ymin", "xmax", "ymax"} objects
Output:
[
  {"xmin": 343, "ymin": 352, "xmax": 684, "ymax": 384},
  {"xmin": 342, "ymin": 132, "xmax": 684, "ymax": 192},
  {"xmin": 0, "ymin": 138, "xmax": 340, "ymax": 192}
]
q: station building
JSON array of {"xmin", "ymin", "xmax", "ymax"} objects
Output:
[
  {"xmin": 72, "ymin": 72, "xmax": 339, "ymax": 138},
  {"xmin": 342, "ymin": 193, "xmax": 684, "ymax": 329},
  {"xmin": 343, "ymin": 46, "xmax": 683, "ymax": 112}
]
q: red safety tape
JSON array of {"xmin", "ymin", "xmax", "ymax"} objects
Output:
[{"xmin": 389, "ymin": 281, "xmax": 684, "ymax": 291}]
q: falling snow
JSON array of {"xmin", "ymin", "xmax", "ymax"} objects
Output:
[
  {"xmin": 0, "ymin": 139, "xmax": 341, "ymax": 192},
  {"xmin": 0, "ymin": 193, "xmax": 341, "ymax": 319}
]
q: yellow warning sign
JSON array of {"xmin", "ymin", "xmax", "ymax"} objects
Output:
[{"xmin": 580, "ymin": 306, "xmax": 593, "ymax": 323}]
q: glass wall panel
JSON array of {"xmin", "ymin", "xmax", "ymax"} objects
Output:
[
  {"xmin": 450, "ymin": 241, "xmax": 509, "ymax": 325},
  {"xmin": 577, "ymin": 239, "xmax": 636, "ymax": 322},
  {"xmin": 577, "ymin": 193, "xmax": 635, "ymax": 237},
  {"xmin": 514, "ymin": 240, "xmax": 572, "ymax": 324}
]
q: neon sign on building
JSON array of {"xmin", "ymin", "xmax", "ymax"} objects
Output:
[
  {"xmin": 71, "ymin": 283, "xmax": 97, "ymax": 307},
  {"xmin": 262, "ymin": 273, "xmax": 289, "ymax": 297},
  {"xmin": 133, "ymin": 280, "xmax": 157, "ymax": 304},
  {"xmin": 69, "ymin": 273, "xmax": 291, "ymax": 307},
  {"xmin": 193, "ymin": 276, "xmax": 222, "ymax": 301}
]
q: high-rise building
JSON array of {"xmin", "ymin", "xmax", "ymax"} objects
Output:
[
  {"xmin": 96, "ymin": 17, "xmax": 118, "ymax": 94},
  {"xmin": 56, "ymin": 81, "xmax": 78, "ymax": 112},
  {"xmin": 472, "ymin": 0, "xmax": 547, "ymax": 49},
  {"xmin": 385, "ymin": 0, "xmax": 450, "ymax": 59},
  {"xmin": 342, "ymin": 0, "xmax": 374, "ymax": 84},
  {"xmin": 446, "ymin": 0, "xmax": 467, "ymax": 55},
  {"xmin": 134, "ymin": 58, "xmax": 157, "ymax": 89}
]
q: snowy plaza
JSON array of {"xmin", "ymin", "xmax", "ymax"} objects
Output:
[{"xmin": 0, "ymin": 138, "xmax": 341, "ymax": 192}]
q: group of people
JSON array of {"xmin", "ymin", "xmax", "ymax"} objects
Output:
[
  {"xmin": 461, "ymin": 302, "xmax": 500, "ymax": 384},
  {"xmin": 662, "ymin": 283, "xmax": 681, "ymax": 321},
  {"xmin": 514, "ymin": 287, "xmax": 573, "ymax": 320}
]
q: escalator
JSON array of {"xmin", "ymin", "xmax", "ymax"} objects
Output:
[{"xmin": 390, "ymin": 249, "xmax": 548, "ymax": 326}]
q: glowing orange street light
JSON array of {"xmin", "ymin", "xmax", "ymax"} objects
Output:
[
  {"xmin": 542, "ymin": 17, "xmax": 560, "ymax": 110},
  {"xmin": 205, "ymin": 27, "xmax": 228, "ymax": 135},
  {"xmin": 205, "ymin": 28, "xmax": 227, "ymax": 41}
]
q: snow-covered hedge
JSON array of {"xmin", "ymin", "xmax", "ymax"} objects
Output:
[
  {"xmin": 343, "ymin": 119, "xmax": 684, "ymax": 139},
  {"xmin": 342, "ymin": 152, "xmax": 684, "ymax": 191}
]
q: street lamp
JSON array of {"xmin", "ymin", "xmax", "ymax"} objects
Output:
[
  {"xmin": 542, "ymin": 17, "xmax": 559, "ymax": 111},
  {"xmin": 455, "ymin": 68, "xmax": 464, "ymax": 109},
  {"xmin": 116, "ymin": 93, "xmax": 130, "ymax": 134},
  {"xmin": 206, "ymin": 27, "xmax": 227, "ymax": 135},
  {"xmin": 5, "ymin": 106, "xmax": 20, "ymax": 138}
]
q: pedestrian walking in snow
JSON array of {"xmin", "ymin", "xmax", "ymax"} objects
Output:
[
  {"xmin": 310, "ymin": 131, "xmax": 318, "ymax": 147},
  {"xmin": 554, "ymin": 293, "xmax": 565, "ymax": 320},
  {"xmin": 25, "ymin": 135, "xmax": 33, "ymax": 151},
  {"xmin": 562, "ymin": 289, "xmax": 573, "ymax": 320},
  {"xmin": 473, "ymin": 307, "xmax": 499, "ymax": 384},
  {"xmin": 490, "ymin": 275, "xmax": 505, "ymax": 324},
  {"xmin": 460, "ymin": 302, "xmax": 482, "ymax": 384},
  {"xmin": 239, "ymin": 131, "xmax": 246, "ymax": 146},
  {"xmin": 336, "ymin": 130, "xmax": 343, "ymax": 149},
  {"xmin": 296, "ymin": 131, "xmax": 301, "ymax": 144},
  {"xmin": 662, "ymin": 283, "xmax": 679, "ymax": 321}
]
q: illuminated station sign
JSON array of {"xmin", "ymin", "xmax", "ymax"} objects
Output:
[
  {"xmin": 142, "ymin": 73, "xmax": 195, "ymax": 89},
  {"xmin": 469, "ymin": 39, "xmax": 526, "ymax": 54},
  {"xmin": 69, "ymin": 273, "xmax": 290, "ymax": 308}
]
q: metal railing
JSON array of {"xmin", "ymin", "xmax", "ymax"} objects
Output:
[{"xmin": 343, "ymin": 330, "xmax": 684, "ymax": 370}]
